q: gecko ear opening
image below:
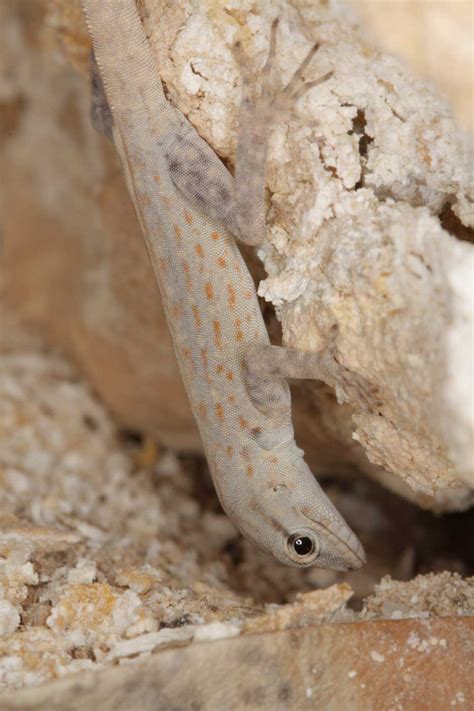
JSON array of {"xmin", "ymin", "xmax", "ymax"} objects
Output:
[{"xmin": 286, "ymin": 530, "xmax": 320, "ymax": 564}]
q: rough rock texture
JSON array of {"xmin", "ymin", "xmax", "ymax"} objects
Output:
[
  {"xmin": 1, "ymin": 3, "xmax": 473, "ymax": 512},
  {"xmin": 0, "ymin": 0, "xmax": 198, "ymax": 451},
  {"xmin": 0, "ymin": 291, "xmax": 472, "ymax": 700},
  {"xmin": 134, "ymin": 0, "xmax": 474, "ymax": 503},
  {"xmin": 2, "ymin": 618, "xmax": 473, "ymax": 710},
  {"xmin": 348, "ymin": 0, "xmax": 473, "ymax": 132}
]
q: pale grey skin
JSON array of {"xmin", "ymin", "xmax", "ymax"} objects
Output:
[{"xmin": 82, "ymin": 0, "xmax": 365, "ymax": 571}]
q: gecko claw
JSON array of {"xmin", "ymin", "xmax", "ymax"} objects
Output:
[{"xmin": 289, "ymin": 69, "xmax": 335, "ymax": 103}]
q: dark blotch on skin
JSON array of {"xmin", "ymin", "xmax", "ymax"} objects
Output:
[
  {"xmin": 168, "ymin": 159, "xmax": 180, "ymax": 173},
  {"xmin": 218, "ymin": 186, "xmax": 231, "ymax": 201},
  {"xmin": 278, "ymin": 684, "xmax": 293, "ymax": 702},
  {"xmin": 82, "ymin": 414, "xmax": 99, "ymax": 432}
]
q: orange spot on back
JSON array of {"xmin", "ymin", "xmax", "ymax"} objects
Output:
[
  {"xmin": 171, "ymin": 303, "xmax": 181, "ymax": 318},
  {"xmin": 198, "ymin": 401, "xmax": 207, "ymax": 420},
  {"xmin": 226, "ymin": 370, "xmax": 234, "ymax": 381},
  {"xmin": 228, "ymin": 394, "xmax": 236, "ymax": 403},
  {"xmin": 235, "ymin": 319, "xmax": 244, "ymax": 342},
  {"xmin": 159, "ymin": 258, "xmax": 168, "ymax": 273},
  {"xmin": 226, "ymin": 445, "xmax": 234, "ymax": 457},
  {"xmin": 184, "ymin": 209, "xmax": 193, "ymax": 224},
  {"xmin": 195, "ymin": 244, "xmax": 204, "ymax": 258},
  {"xmin": 213, "ymin": 320, "xmax": 222, "ymax": 349},
  {"xmin": 211, "ymin": 231, "xmax": 220, "ymax": 241},
  {"xmin": 217, "ymin": 256, "xmax": 227, "ymax": 268},
  {"xmin": 192, "ymin": 305, "xmax": 202, "ymax": 328},
  {"xmin": 182, "ymin": 347, "xmax": 191, "ymax": 359},
  {"xmin": 269, "ymin": 455, "xmax": 278, "ymax": 464},
  {"xmin": 239, "ymin": 416, "xmax": 248, "ymax": 430},
  {"xmin": 200, "ymin": 349, "xmax": 208, "ymax": 368},
  {"xmin": 244, "ymin": 290, "xmax": 253, "ymax": 300},
  {"xmin": 182, "ymin": 261, "xmax": 192, "ymax": 291},
  {"xmin": 154, "ymin": 174, "xmax": 161, "ymax": 182},
  {"xmin": 174, "ymin": 224, "xmax": 182, "ymax": 242},
  {"xmin": 216, "ymin": 364, "xmax": 224, "ymax": 374},
  {"xmin": 246, "ymin": 464, "xmax": 254, "ymax": 477},
  {"xmin": 227, "ymin": 284, "xmax": 236, "ymax": 310},
  {"xmin": 141, "ymin": 194, "xmax": 151, "ymax": 207},
  {"xmin": 215, "ymin": 403, "xmax": 225, "ymax": 421},
  {"xmin": 204, "ymin": 282, "xmax": 214, "ymax": 300}
]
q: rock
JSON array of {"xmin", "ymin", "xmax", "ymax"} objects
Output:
[
  {"xmin": 1, "ymin": 618, "xmax": 472, "ymax": 710},
  {"xmin": 0, "ymin": 277, "xmax": 472, "ymax": 703}
]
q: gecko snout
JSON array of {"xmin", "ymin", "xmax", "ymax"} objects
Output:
[{"xmin": 299, "ymin": 514, "xmax": 367, "ymax": 571}]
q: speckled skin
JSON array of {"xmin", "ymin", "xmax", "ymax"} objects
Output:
[{"xmin": 81, "ymin": 0, "xmax": 365, "ymax": 570}]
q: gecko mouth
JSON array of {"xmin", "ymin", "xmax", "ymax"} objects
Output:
[{"xmin": 301, "ymin": 512, "xmax": 366, "ymax": 570}]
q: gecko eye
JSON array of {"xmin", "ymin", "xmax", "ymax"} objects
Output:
[{"xmin": 286, "ymin": 531, "xmax": 319, "ymax": 563}]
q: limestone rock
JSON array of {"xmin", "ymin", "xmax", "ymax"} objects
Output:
[
  {"xmin": 0, "ymin": 277, "xmax": 472, "ymax": 702},
  {"xmin": 2, "ymin": 618, "xmax": 473, "ymax": 710}
]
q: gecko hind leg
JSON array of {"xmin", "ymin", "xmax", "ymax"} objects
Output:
[
  {"xmin": 235, "ymin": 19, "xmax": 333, "ymax": 114},
  {"xmin": 165, "ymin": 20, "xmax": 333, "ymax": 246},
  {"xmin": 232, "ymin": 19, "xmax": 334, "ymax": 247}
]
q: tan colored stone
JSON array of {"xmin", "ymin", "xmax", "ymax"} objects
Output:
[
  {"xmin": 245, "ymin": 584, "xmax": 353, "ymax": 634},
  {"xmin": 0, "ymin": 514, "xmax": 79, "ymax": 557},
  {"xmin": 348, "ymin": 0, "xmax": 473, "ymax": 132},
  {"xmin": 2, "ymin": 618, "xmax": 473, "ymax": 710},
  {"xmin": 0, "ymin": 270, "xmax": 472, "ymax": 701}
]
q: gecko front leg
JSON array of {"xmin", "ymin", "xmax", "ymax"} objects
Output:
[
  {"xmin": 244, "ymin": 344, "xmax": 380, "ymax": 413},
  {"xmin": 243, "ymin": 345, "xmax": 324, "ymax": 415}
]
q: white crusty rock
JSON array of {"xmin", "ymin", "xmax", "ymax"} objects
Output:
[
  {"xmin": 143, "ymin": 0, "xmax": 474, "ymax": 501},
  {"xmin": 0, "ymin": 600, "xmax": 20, "ymax": 637}
]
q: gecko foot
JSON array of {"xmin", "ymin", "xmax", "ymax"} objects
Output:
[{"xmin": 234, "ymin": 18, "xmax": 334, "ymax": 120}]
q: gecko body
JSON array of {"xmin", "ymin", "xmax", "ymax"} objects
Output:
[{"xmin": 81, "ymin": 0, "xmax": 365, "ymax": 570}]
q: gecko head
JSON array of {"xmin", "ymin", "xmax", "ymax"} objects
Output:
[
  {"xmin": 267, "ymin": 474, "xmax": 365, "ymax": 571},
  {"xmin": 231, "ymin": 445, "xmax": 366, "ymax": 571}
]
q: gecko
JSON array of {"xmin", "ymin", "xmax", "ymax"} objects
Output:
[{"xmin": 80, "ymin": 0, "xmax": 365, "ymax": 571}]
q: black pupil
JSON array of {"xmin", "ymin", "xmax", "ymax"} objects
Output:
[{"xmin": 293, "ymin": 536, "xmax": 313, "ymax": 556}]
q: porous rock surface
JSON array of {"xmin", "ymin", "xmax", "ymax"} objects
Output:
[{"xmin": 0, "ymin": 292, "xmax": 472, "ymax": 703}]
